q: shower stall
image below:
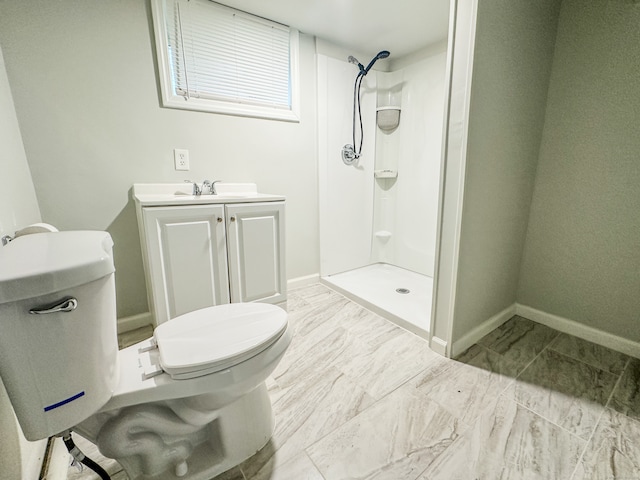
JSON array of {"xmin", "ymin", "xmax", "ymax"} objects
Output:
[{"xmin": 317, "ymin": 41, "xmax": 448, "ymax": 336}]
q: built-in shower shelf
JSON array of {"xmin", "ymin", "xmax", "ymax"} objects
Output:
[
  {"xmin": 374, "ymin": 230, "xmax": 392, "ymax": 242},
  {"xmin": 374, "ymin": 169, "xmax": 398, "ymax": 179}
]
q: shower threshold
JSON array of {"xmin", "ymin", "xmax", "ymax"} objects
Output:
[{"xmin": 321, "ymin": 263, "xmax": 432, "ymax": 339}]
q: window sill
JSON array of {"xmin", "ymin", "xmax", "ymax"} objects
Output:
[{"xmin": 161, "ymin": 95, "xmax": 300, "ymax": 123}]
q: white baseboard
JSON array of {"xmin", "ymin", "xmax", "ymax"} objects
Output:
[
  {"xmin": 430, "ymin": 336, "xmax": 448, "ymax": 357},
  {"xmin": 117, "ymin": 311, "xmax": 153, "ymax": 333},
  {"xmin": 516, "ymin": 304, "xmax": 640, "ymax": 359},
  {"xmin": 448, "ymin": 302, "xmax": 640, "ymax": 360},
  {"xmin": 451, "ymin": 303, "xmax": 517, "ymax": 357},
  {"xmin": 115, "ymin": 275, "xmax": 324, "ymax": 334},
  {"xmin": 287, "ymin": 273, "xmax": 320, "ymax": 290}
]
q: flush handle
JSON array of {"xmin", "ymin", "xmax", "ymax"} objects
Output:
[{"xmin": 29, "ymin": 297, "xmax": 78, "ymax": 315}]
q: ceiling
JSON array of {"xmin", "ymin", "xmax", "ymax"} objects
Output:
[{"xmin": 217, "ymin": 0, "xmax": 451, "ymax": 59}]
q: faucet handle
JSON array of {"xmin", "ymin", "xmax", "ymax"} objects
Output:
[
  {"xmin": 183, "ymin": 179, "xmax": 200, "ymax": 195},
  {"xmin": 210, "ymin": 180, "xmax": 221, "ymax": 195}
]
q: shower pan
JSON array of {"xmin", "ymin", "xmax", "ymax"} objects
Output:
[{"xmin": 326, "ymin": 264, "xmax": 434, "ymax": 337}]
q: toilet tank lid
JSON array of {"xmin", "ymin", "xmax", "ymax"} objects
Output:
[{"xmin": 0, "ymin": 231, "xmax": 115, "ymax": 304}]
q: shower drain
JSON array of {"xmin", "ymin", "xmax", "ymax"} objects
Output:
[{"xmin": 396, "ymin": 288, "xmax": 411, "ymax": 294}]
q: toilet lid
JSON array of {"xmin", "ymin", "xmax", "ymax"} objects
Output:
[{"xmin": 154, "ymin": 303, "xmax": 288, "ymax": 380}]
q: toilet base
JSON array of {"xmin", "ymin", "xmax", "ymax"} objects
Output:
[{"xmin": 74, "ymin": 382, "xmax": 274, "ymax": 479}]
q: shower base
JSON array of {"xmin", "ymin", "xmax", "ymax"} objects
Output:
[{"xmin": 321, "ymin": 263, "xmax": 432, "ymax": 338}]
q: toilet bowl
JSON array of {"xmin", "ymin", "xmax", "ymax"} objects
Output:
[{"xmin": 0, "ymin": 231, "xmax": 291, "ymax": 480}]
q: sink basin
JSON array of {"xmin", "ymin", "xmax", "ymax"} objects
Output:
[{"xmin": 214, "ymin": 183, "xmax": 257, "ymax": 196}]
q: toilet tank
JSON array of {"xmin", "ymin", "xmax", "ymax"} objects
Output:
[{"xmin": 0, "ymin": 231, "xmax": 118, "ymax": 441}]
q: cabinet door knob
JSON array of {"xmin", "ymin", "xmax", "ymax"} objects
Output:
[
  {"xmin": 217, "ymin": 217, "xmax": 223, "ymax": 223},
  {"xmin": 230, "ymin": 216, "xmax": 236, "ymax": 222}
]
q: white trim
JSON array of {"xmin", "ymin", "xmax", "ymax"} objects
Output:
[
  {"xmin": 287, "ymin": 273, "xmax": 320, "ymax": 290},
  {"xmin": 430, "ymin": 336, "xmax": 448, "ymax": 357},
  {"xmin": 117, "ymin": 312, "xmax": 153, "ymax": 333},
  {"xmin": 516, "ymin": 304, "xmax": 640, "ymax": 360},
  {"xmin": 150, "ymin": 0, "xmax": 300, "ymax": 122},
  {"xmin": 116, "ymin": 272, "xmax": 320, "ymax": 334},
  {"xmin": 316, "ymin": 52, "xmax": 329, "ymax": 277},
  {"xmin": 451, "ymin": 303, "xmax": 516, "ymax": 357},
  {"xmin": 429, "ymin": 0, "xmax": 479, "ymax": 358}
]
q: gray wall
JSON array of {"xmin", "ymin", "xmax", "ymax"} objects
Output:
[
  {"xmin": 0, "ymin": 48, "xmax": 41, "ymax": 238},
  {"xmin": 0, "ymin": 44, "xmax": 45, "ymax": 480},
  {"xmin": 518, "ymin": 0, "xmax": 640, "ymax": 340},
  {"xmin": 451, "ymin": 0, "xmax": 562, "ymax": 342},
  {"xmin": 0, "ymin": 0, "xmax": 320, "ymax": 320}
]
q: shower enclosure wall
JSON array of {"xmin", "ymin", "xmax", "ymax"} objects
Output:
[{"xmin": 317, "ymin": 42, "xmax": 448, "ymax": 336}]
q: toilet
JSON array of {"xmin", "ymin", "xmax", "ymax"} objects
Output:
[{"xmin": 0, "ymin": 230, "xmax": 291, "ymax": 479}]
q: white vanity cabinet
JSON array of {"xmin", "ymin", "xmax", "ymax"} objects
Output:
[
  {"xmin": 225, "ymin": 202, "xmax": 286, "ymax": 305},
  {"xmin": 134, "ymin": 183, "xmax": 286, "ymax": 326},
  {"xmin": 141, "ymin": 204, "xmax": 230, "ymax": 323}
]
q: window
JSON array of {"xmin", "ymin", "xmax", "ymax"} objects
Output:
[{"xmin": 151, "ymin": 0, "xmax": 300, "ymax": 121}]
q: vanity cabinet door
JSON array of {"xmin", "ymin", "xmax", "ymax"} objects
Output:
[
  {"xmin": 225, "ymin": 202, "xmax": 286, "ymax": 304},
  {"xmin": 142, "ymin": 204, "xmax": 230, "ymax": 324}
]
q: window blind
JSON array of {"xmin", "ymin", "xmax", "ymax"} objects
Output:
[{"xmin": 165, "ymin": 0, "xmax": 292, "ymax": 110}]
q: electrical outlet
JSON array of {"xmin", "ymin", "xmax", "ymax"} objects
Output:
[{"xmin": 174, "ymin": 149, "xmax": 190, "ymax": 171}]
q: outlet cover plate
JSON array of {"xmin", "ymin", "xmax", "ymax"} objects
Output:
[{"xmin": 174, "ymin": 149, "xmax": 190, "ymax": 171}]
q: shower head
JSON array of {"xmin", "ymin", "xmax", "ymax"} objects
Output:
[
  {"xmin": 348, "ymin": 55, "xmax": 365, "ymax": 74},
  {"xmin": 362, "ymin": 50, "xmax": 390, "ymax": 75}
]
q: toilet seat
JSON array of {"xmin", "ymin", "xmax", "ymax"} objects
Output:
[{"xmin": 154, "ymin": 303, "xmax": 288, "ymax": 380}]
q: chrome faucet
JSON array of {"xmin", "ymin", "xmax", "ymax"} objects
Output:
[
  {"xmin": 184, "ymin": 179, "xmax": 221, "ymax": 195},
  {"xmin": 184, "ymin": 180, "xmax": 202, "ymax": 195}
]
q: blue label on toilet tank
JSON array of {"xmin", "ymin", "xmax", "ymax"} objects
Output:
[{"xmin": 44, "ymin": 391, "xmax": 85, "ymax": 412}]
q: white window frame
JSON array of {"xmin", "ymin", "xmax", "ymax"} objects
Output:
[{"xmin": 151, "ymin": 0, "xmax": 300, "ymax": 122}]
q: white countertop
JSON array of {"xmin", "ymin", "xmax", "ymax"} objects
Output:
[{"xmin": 133, "ymin": 183, "xmax": 285, "ymax": 207}]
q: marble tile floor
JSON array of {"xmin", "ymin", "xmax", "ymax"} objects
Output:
[{"xmin": 68, "ymin": 283, "xmax": 640, "ymax": 480}]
